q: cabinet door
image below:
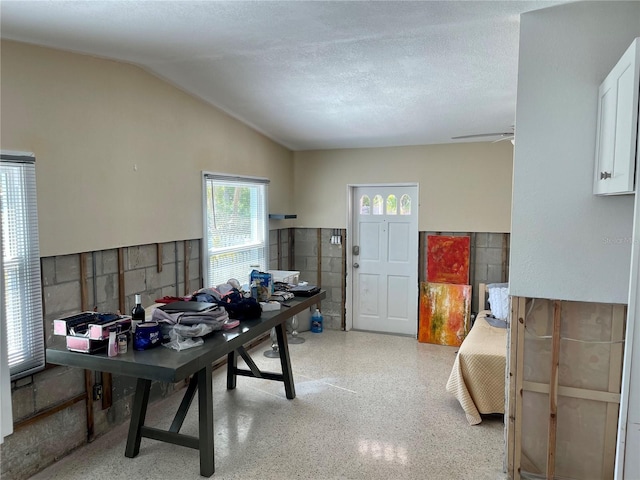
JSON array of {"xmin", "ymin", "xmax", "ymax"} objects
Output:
[{"xmin": 593, "ymin": 38, "xmax": 640, "ymax": 196}]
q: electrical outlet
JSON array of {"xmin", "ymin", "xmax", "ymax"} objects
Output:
[{"xmin": 93, "ymin": 384, "xmax": 103, "ymax": 401}]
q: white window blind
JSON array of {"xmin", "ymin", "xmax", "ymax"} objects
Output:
[
  {"xmin": 0, "ymin": 153, "xmax": 45, "ymax": 380},
  {"xmin": 203, "ymin": 174, "xmax": 269, "ymax": 287}
]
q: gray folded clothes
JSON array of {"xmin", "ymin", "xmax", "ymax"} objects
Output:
[{"xmin": 152, "ymin": 306, "xmax": 230, "ymax": 328}]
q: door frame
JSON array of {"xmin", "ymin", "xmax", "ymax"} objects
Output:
[{"xmin": 345, "ymin": 182, "xmax": 419, "ymax": 332}]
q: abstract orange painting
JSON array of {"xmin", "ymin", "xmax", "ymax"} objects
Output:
[
  {"xmin": 427, "ymin": 235, "xmax": 470, "ymax": 285},
  {"xmin": 418, "ymin": 282, "xmax": 471, "ymax": 346}
]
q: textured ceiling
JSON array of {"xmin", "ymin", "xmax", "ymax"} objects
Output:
[{"xmin": 0, "ymin": 1, "xmax": 564, "ymax": 150}]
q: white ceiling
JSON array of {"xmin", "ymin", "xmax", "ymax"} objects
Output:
[{"xmin": 0, "ymin": 1, "xmax": 565, "ymax": 151}]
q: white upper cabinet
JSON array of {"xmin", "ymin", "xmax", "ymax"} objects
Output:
[{"xmin": 593, "ymin": 38, "xmax": 640, "ymax": 196}]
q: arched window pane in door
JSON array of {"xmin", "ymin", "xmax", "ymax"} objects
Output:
[
  {"xmin": 373, "ymin": 195, "xmax": 384, "ymax": 215},
  {"xmin": 386, "ymin": 195, "xmax": 397, "ymax": 215},
  {"xmin": 360, "ymin": 195, "xmax": 371, "ymax": 215},
  {"xmin": 400, "ymin": 194, "xmax": 411, "ymax": 215}
]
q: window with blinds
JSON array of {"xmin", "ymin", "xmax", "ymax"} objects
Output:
[
  {"xmin": 0, "ymin": 153, "xmax": 45, "ymax": 380},
  {"xmin": 203, "ymin": 174, "xmax": 269, "ymax": 287}
]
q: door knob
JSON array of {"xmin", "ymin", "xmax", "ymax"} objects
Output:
[{"xmin": 353, "ymin": 263, "xmax": 360, "ymax": 268}]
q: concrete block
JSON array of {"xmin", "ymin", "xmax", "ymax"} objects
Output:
[
  {"xmin": 331, "ymin": 287, "xmax": 343, "ymax": 302},
  {"xmin": 162, "ymin": 285, "xmax": 179, "ymax": 298},
  {"xmin": 474, "ymin": 264, "xmax": 488, "ymax": 283},
  {"xmin": 35, "ymin": 367, "xmax": 85, "ymax": 411},
  {"xmin": 269, "ymin": 243, "xmax": 278, "ymax": 260},
  {"xmin": 90, "ymin": 251, "xmax": 103, "ymax": 276},
  {"xmin": 127, "ymin": 244, "xmax": 156, "ymax": 269},
  {"xmin": 161, "ymin": 262, "xmax": 178, "ymax": 287},
  {"xmin": 124, "ymin": 268, "xmax": 146, "ymax": 297},
  {"xmin": 294, "ymin": 228, "xmax": 317, "ymax": 243},
  {"xmin": 43, "ymin": 281, "xmax": 81, "ymax": 315},
  {"xmin": 54, "ymin": 254, "xmax": 80, "ymax": 283},
  {"xmin": 187, "ymin": 278, "xmax": 201, "ymax": 293},
  {"xmin": 14, "ymin": 376, "xmax": 32, "ymax": 388},
  {"xmin": 487, "ymin": 264, "xmax": 504, "ymax": 284},
  {"xmin": 294, "ymin": 240, "xmax": 317, "ymax": 257},
  {"xmin": 84, "ymin": 277, "xmax": 95, "ymax": 309},
  {"xmin": 326, "ymin": 243, "xmax": 344, "ymax": 258},
  {"xmin": 475, "ymin": 233, "xmax": 488, "ymax": 248},
  {"xmin": 1, "ymin": 402, "xmax": 86, "ymax": 479},
  {"xmin": 11, "ymin": 383, "xmax": 35, "ymax": 421},
  {"xmin": 162, "ymin": 241, "xmax": 177, "ymax": 264},
  {"xmin": 476, "ymin": 247, "xmax": 502, "ymax": 265},
  {"xmin": 175, "ymin": 241, "xmax": 185, "ymax": 262},
  {"xmin": 189, "ymin": 258, "xmax": 200, "ymax": 281},
  {"xmin": 112, "ymin": 374, "xmax": 138, "ymax": 401},
  {"xmin": 101, "ymin": 249, "xmax": 119, "ymax": 275},
  {"xmin": 488, "ymin": 233, "xmax": 505, "ymax": 248},
  {"xmin": 146, "ymin": 263, "xmax": 179, "ymax": 291},
  {"xmin": 293, "ymin": 256, "xmax": 310, "ymax": 272},
  {"xmin": 41, "ymin": 257, "xmax": 55, "ymax": 286},
  {"xmin": 321, "ymin": 271, "xmax": 344, "ymax": 289},
  {"xmin": 175, "ymin": 261, "xmax": 185, "ymax": 285},
  {"xmin": 95, "ymin": 273, "xmax": 118, "ymax": 307}
]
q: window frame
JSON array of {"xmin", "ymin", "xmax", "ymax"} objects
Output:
[
  {"xmin": 0, "ymin": 151, "xmax": 45, "ymax": 381},
  {"xmin": 201, "ymin": 172, "xmax": 269, "ymax": 288}
]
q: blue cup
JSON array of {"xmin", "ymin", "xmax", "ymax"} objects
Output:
[{"xmin": 133, "ymin": 322, "xmax": 161, "ymax": 351}]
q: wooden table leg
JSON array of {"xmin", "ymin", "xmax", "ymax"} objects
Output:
[
  {"xmin": 275, "ymin": 322, "xmax": 296, "ymax": 399},
  {"xmin": 198, "ymin": 364, "xmax": 214, "ymax": 477},
  {"xmin": 125, "ymin": 378, "xmax": 151, "ymax": 458}
]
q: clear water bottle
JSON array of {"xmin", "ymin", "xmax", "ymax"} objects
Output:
[{"xmin": 311, "ymin": 309, "xmax": 323, "ymax": 333}]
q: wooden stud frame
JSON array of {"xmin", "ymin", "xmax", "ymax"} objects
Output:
[{"xmin": 508, "ymin": 297, "xmax": 626, "ymax": 480}]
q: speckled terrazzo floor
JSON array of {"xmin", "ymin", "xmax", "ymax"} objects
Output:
[{"xmin": 30, "ymin": 330, "xmax": 506, "ymax": 480}]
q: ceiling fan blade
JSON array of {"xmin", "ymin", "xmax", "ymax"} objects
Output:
[
  {"xmin": 451, "ymin": 132, "xmax": 513, "ymax": 140},
  {"xmin": 492, "ymin": 135, "xmax": 515, "ymax": 143}
]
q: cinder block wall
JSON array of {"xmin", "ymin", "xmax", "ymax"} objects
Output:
[
  {"xmin": 421, "ymin": 232, "xmax": 510, "ymax": 314},
  {"xmin": 289, "ymin": 228, "xmax": 510, "ymax": 331},
  {"xmin": 268, "ymin": 228, "xmax": 291, "ymax": 271},
  {"xmin": 293, "ymin": 228, "xmax": 345, "ymax": 330},
  {"xmin": 2, "ymin": 240, "xmax": 201, "ymax": 480},
  {"xmin": 2, "ymin": 228, "xmax": 508, "ymax": 479}
]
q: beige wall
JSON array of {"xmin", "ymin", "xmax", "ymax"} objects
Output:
[
  {"xmin": 293, "ymin": 142, "xmax": 513, "ymax": 232},
  {"xmin": 1, "ymin": 41, "xmax": 293, "ymax": 257},
  {"xmin": 2, "ymin": 41, "xmax": 514, "ymax": 257}
]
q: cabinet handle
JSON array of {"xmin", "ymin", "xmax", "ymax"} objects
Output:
[{"xmin": 600, "ymin": 171, "xmax": 612, "ymax": 180}]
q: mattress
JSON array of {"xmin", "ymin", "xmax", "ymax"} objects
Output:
[{"xmin": 446, "ymin": 310, "xmax": 507, "ymax": 425}]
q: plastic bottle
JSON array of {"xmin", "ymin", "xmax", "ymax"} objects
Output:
[
  {"xmin": 131, "ymin": 294, "xmax": 145, "ymax": 322},
  {"xmin": 108, "ymin": 326, "xmax": 118, "ymax": 357},
  {"xmin": 311, "ymin": 309, "xmax": 323, "ymax": 333}
]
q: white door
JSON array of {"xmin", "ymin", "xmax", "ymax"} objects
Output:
[{"xmin": 351, "ymin": 185, "xmax": 418, "ymax": 336}]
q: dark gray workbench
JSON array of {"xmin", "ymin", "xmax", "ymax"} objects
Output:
[{"xmin": 46, "ymin": 291, "xmax": 326, "ymax": 477}]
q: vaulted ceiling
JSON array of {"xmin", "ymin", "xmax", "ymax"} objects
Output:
[{"xmin": 0, "ymin": 1, "xmax": 564, "ymax": 150}]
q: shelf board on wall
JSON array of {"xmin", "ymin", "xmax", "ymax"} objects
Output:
[{"xmin": 269, "ymin": 214, "xmax": 297, "ymax": 220}]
